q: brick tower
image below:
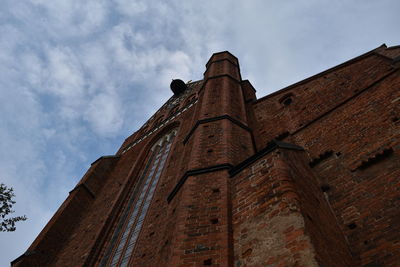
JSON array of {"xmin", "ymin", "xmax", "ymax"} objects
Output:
[{"xmin": 12, "ymin": 45, "xmax": 400, "ymax": 266}]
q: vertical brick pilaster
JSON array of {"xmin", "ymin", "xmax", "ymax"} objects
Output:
[
  {"xmin": 188, "ymin": 51, "xmax": 254, "ymax": 170},
  {"xmin": 170, "ymin": 170, "xmax": 233, "ymax": 267},
  {"xmin": 171, "ymin": 51, "xmax": 254, "ymax": 266}
]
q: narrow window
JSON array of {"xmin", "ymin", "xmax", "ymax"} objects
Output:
[
  {"xmin": 100, "ymin": 130, "xmax": 177, "ymax": 266},
  {"xmin": 154, "ymin": 116, "xmax": 164, "ymax": 127},
  {"xmin": 185, "ymin": 94, "xmax": 196, "ymax": 106},
  {"xmin": 169, "ymin": 106, "xmax": 179, "ymax": 116}
]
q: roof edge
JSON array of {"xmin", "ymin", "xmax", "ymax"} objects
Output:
[
  {"xmin": 386, "ymin": 45, "xmax": 400, "ymax": 50},
  {"xmin": 255, "ymin": 44, "xmax": 388, "ymax": 103},
  {"xmin": 205, "ymin": 51, "xmax": 239, "ymax": 67}
]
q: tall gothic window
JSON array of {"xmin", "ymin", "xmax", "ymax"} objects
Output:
[{"xmin": 100, "ymin": 129, "xmax": 177, "ymax": 266}]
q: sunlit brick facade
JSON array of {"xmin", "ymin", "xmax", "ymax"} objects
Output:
[{"xmin": 13, "ymin": 44, "xmax": 400, "ymax": 266}]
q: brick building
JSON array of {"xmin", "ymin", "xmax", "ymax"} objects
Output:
[{"xmin": 12, "ymin": 44, "xmax": 400, "ymax": 266}]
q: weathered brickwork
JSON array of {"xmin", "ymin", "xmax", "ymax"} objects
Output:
[
  {"xmin": 231, "ymin": 147, "xmax": 354, "ymax": 267},
  {"xmin": 232, "ymin": 151, "xmax": 319, "ymax": 267},
  {"xmin": 13, "ymin": 45, "xmax": 400, "ymax": 266},
  {"xmin": 168, "ymin": 170, "xmax": 233, "ymax": 267}
]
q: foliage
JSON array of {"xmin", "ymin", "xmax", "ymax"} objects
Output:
[{"xmin": 0, "ymin": 183, "xmax": 27, "ymax": 232}]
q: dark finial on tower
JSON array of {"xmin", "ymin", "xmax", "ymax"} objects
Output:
[{"xmin": 170, "ymin": 79, "xmax": 187, "ymax": 96}]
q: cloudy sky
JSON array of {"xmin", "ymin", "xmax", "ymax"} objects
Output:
[{"xmin": 0, "ymin": 0, "xmax": 399, "ymax": 264}]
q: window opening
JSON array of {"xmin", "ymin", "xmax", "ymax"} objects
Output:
[
  {"xmin": 279, "ymin": 93, "xmax": 294, "ymax": 107},
  {"xmin": 100, "ymin": 130, "xmax": 177, "ymax": 266}
]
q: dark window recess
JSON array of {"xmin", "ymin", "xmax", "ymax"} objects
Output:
[
  {"xmin": 392, "ymin": 117, "xmax": 399, "ymax": 123},
  {"xmin": 283, "ymin": 97, "xmax": 292, "ymax": 106},
  {"xmin": 210, "ymin": 218, "xmax": 219, "ymax": 224},
  {"xmin": 142, "ymin": 125, "xmax": 149, "ymax": 133},
  {"xmin": 169, "ymin": 106, "xmax": 179, "ymax": 116},
  {"xmin": 203, "ymin": 259, "xmax": 212, "ymax": 265},
  {"xmin": 347, "ymin": 223, "xmax": 357, "ymax": 230},
  {"xmin": 154, "ymin": 116, "xmax": 164, "ymax": 126},
  {"xmin": 207, "ymin": 149, "xmax": 213, "ymax": 153},
  {"xmin": 320, "ymin": 184, "xmax": 331, "ymax": 192},
  {"xmin": 279, "ymin": 93, "xmax": 294, "ymax": 106},
  {"xmin": 357, "ymin": 148, "xmax": 394, "ymax": 170},
  {"xmin": 309, "ymin": 150, "xmax": 334, "ymax": 168},
  {"xmin": 186, "ymin": 94, "xmax": 196, "ymax": 105},
  {"xmin": 212, "ymin": 188, "xmax": 220, "ymax": 193}
]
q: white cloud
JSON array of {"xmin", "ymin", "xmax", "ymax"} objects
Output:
[
  {"xmin": 114, "ymin": 0, "xmax": 147, "ymax": 16},
  {"xmin": 159, "ymin": 51, "xmax": 192, "ymax": 86},
  {"xmin": 29, "ymin": 0, "xmax": 109, "ymax": 37},
  {"xmin": 79, "ymin": 44, "xmax": 111, "ymax": 91},
  {"xmin": 84, "ymin": 92, "xmax": 123, "ymax": 136},
  {"xmin": 0, "ymin": 0, "xmax": 399, "ymax": 266},
  {"xmin": 46, "ymin": 46, "xmax": 86, "ymax": 100}
]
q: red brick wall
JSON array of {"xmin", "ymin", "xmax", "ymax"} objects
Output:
[
  {"xmin": 168, "ymin": 170, "xmax": 233, "ymax": 267},
  {"xmin": 252, "ymin": 53, "xmax": 394, "ymax": 146},
  {"xmin": 251, "ymin": 47, "xmax": 400, "ymax": 265},
  {"xmin": 288, "ymin": 69, "xmax": 400, "ymax": 265},
  {"xmin": 378, "ymin": 45, "xmax": 400, "ymax": 59},
  {"xmin": 232, "ymin": 150, "xmax": 319, "ymax": 267},
  {"xmin": 231, "ymin": 146, "xmax": 354, "ymax": 266}
]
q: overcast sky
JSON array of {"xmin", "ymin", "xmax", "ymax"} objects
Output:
[{"xmin": 0, "ymin": 0, "xmax": 399, "ymax": 265}]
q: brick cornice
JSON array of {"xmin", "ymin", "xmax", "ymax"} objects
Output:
[
  {"xmin": 11, "ymin": 250, "xmax": 37, "ymax": 265},
  {"xmin": 229, "ymin": 141, "xmax": 304, "ymax": 177},
  {"xmin": 198, "ymin": 74, "xmax": 241, "ymax": 94},
  {"xmin": 91, "ymin": 155, "xmax": 120, "ymax": 166},
  {"xmin": 167, "ymin": 164, "xmax": 233, "ymax": 203},
  {"xmin": 183, "ymin": 115, "xmax": 251, "ymax": 144},
  {"xmin": 167, "ymin": 141, "xmax": 304, "ymax": 202},
  {"xmin": 69, "ymin": 183, "xmax": 95, "ymax": 198},
  {"xmin": 205, "ymin": 58, "xmax": 238, "ymax": 68},
  {"xmin": 205, "ymin": 51, "xmax": 238, "ymax": 68}
]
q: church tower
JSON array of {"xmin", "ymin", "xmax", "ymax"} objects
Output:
[{"xmin": 12, "ymin": 46, "xmax": 400, "ymax": 266}]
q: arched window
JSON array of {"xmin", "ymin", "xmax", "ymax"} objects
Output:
[
  {"xmin": 185, "ymin": 94, "xmax": 196, "ymax": 106},
  {"xmin": 153, "ymin": 116, "xmax": 164, "ymax": 127},
  {"xmin": 100, "ymin": 129, "xmax": 177, "ymax": 266},
  {"xmin": 279, "ymin": 93, "xmax": 294, "ymax": 106},
  {"xmin": 168, "ymin": 105, "xmax": 179, "ymax": 117},
  {"xmin": 141, "ymin": 124, "xmax": 149, "ymax": 134}
]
